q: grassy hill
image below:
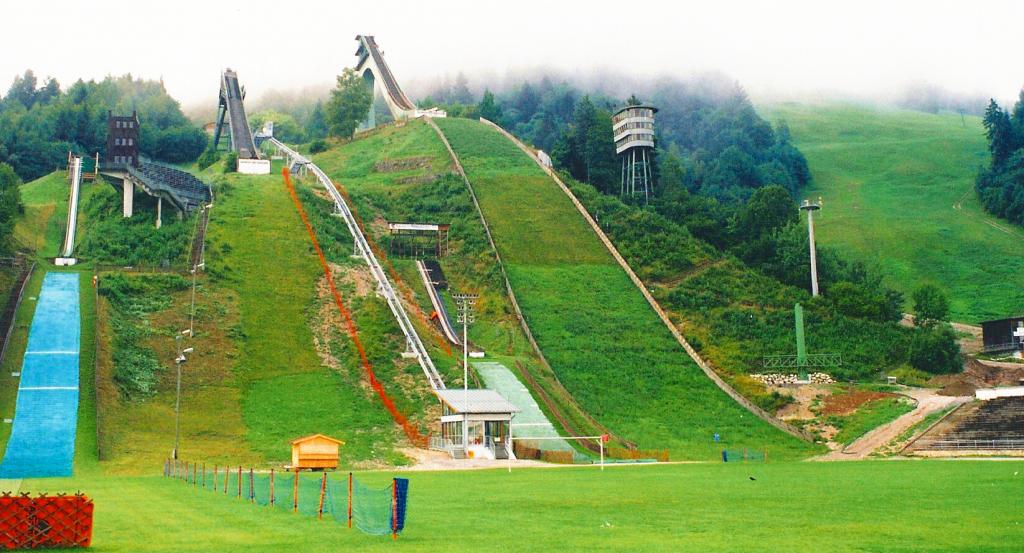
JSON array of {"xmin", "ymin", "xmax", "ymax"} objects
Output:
[
  {"xmin": 764, "ymin": 103, "xmax": 1020, "ymax": 323},
  {"xmin": 309, "ymin": 121, "xmax": 618, "ymax": 450},
  {"xmin": 432, "ymin": 118, "xmax": 817, "ymax": 460},
  {"xmin": 3, "ymin": 162, "xmax": 429, "ymax": 470},
  {"xmin": 14, "ymin": 171, "xmax": 71, "ymax": 257}
]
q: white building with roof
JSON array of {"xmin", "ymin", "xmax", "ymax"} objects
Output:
[{"xmin": 432, "ymin": 389, "xmax": 520, "ymax": 460}]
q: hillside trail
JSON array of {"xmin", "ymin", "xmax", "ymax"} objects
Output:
[
  {"xmin": 901, "ymin": 314, "xmax": 982, "ymax": 353},
  {"xmin": 953, "ymin": 188, "xmax": 1024, "ymax": 238},
  {"xmin": 815, "ymin": 388, "xmax": 970, "ymax": 461}
]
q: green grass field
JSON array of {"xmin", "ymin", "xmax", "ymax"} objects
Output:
[
  {"xmin": 764, "ymin": 103, "xmax": 1020, "ymax": 323},
  {"xmin": 434, "ymin": 118, "xmax": 817, "ymax": 460},
  {"xmin": 14, "ymin": 171, "xmax": 71, "ymax": 257},
  {"xmin": 13, "ymin": 460, "xmax": 1024, "ymax": 552}
]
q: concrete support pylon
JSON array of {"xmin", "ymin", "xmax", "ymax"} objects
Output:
[
  {"xmin": 156, "ymin": 197, "xmax": 162, "ymax": 229},
  {"xmin": 123, "ymin": 180, "xmax": 134, "ymax": 218}
]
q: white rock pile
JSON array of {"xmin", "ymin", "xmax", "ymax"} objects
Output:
[{"xmin": 751, "ymin": 372, "xmax": 835, "ymax": 386}]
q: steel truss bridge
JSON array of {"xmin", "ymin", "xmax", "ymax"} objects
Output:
[{"xmin": 761, "ymin": 353, "xmax": 843, "ymax": 370}]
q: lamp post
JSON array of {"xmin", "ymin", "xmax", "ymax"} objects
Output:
[
  {"xmin": 188, "ymin": 262, "xmax": 205, "ymax": 337},
  {"xmin": 799, "ymin": 199, "xmax": 822, "ymax": 297},
  {"xmin": 172, "ymin": 335, "xmax": 193, "ymax": 460},
  {"xmin": 453, "ymin": 293, "xmax": 477, "ymax": 453}
]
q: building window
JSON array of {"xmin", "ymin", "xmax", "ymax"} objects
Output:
[
  {"xmin": 127, "ymin": 156, "xmax": 132, "ymax": 165},
  {"xmin": 128, "ymin": 138, "xmax": 133, "ymax": 146}
]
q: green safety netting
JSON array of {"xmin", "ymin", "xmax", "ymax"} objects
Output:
[
  {"xmin": 349, "ymin": 477, "xmax": 398, "ymax": 536},
  {"xmin": 722, "ymin": 449, "xmax": 767, "ymax": 462},
  {"xmin": 168, "ymin": 466, "xmax": 408, "ymax": 536}
]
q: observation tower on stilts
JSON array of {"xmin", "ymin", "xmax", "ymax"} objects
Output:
[{"xmin": 612, "ymin": 104, "xmax": 657, "ymax": 201}]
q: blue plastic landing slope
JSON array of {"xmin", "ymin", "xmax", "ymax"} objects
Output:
[{"xmin": 0, "ymin": 273, "xmax": 81, "ymax": 478}]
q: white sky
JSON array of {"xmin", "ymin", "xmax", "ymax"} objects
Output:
[{"xmin": 3, "ymin": 0, "xmax": 1022, "ymax": 108}]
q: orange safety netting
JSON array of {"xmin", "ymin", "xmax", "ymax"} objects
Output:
[
  {"xmin": 283, "ymin": 169, "xmax": 428, "ymax": 447},
  {"xmin": 0, "ymin": 493, "xmax": 94, "ymax": 549},
  {"xmin": 331, "ymin": 183, "xmax": 454, "ymax": 358}
]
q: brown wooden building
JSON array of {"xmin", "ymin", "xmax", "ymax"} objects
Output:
[
  {"xmin": 106, "ymin": 111, "xmax": 139, "ymax": 167},
  {"xmin": 290, "ymin": 434, "xmax": 344, "ymax": 470}
]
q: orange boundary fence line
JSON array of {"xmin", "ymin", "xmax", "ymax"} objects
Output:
[
  {"xmin": 283, "ymin": 168, "xmax": 429, "ymax": 447},
  {"xmin": 331, "ymin": 182, "xmax": 455, "ymax": 358}
]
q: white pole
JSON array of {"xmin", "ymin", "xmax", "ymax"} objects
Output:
[
  {"xmin": 507, "ymin": 419, "xmax": 513, "ymax": 473},
  {"xmin": 600, "ymin": 441, "xmax": 604, "ymax": 471},
  {"xmin": 807, "ymin": 209, "xmax": 819, "ymax": 297},
  {"xmin": 189, "ymin": 266, "xmax": 198, "ymax": 336},
  {"xmin": 173, "ymin": 335, "xmax": 182, "ymax": 460}
]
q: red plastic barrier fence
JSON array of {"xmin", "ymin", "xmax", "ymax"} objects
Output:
[
  {"xmin": 283, "ymin": 169, "xmax": 429, "ymax": 447},
  {"xmin": 0, "ymin": 493, "xmax": 94, "ymax": 549}
]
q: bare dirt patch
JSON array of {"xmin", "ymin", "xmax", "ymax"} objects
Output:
[
  {"xmin": 374, "ymin": 157, "xmax": 431, "ymax": 173},
  {"xmin": 820, "ymin": 390, "xmax": 898, "ymax": 416},
  {"xmin": 336, "ymin": 264, "xmax": 374, "ymax": 298},
  {"xmin": 775, "ymin": 384, "xmax": 831, "ymax": 421},
  {"xmin": 931, "ymin": 357, "xmax": 1024, "ymax": 396}
]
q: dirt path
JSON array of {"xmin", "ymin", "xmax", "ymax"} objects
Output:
[{"xmin": 816, "ymin": 389, "xmax": 970, "ymax": 461}]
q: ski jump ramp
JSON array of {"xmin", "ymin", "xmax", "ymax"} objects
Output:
[
  {"xmin": 0, "ymin": 273, "xmax": 81, "ymax": 478},
  {"xmin": 415, "ymin": 260, "xmax": 460, "ymax": 346},
  {"xmin": 354, "ymin": 35, "xmax": 446, "ymax": 127},
  {"xmin": 215, "ymin": 69, "xmax": 258, "ymax": 159},
  {"xmin": 55, "ymin": 157, "xmax": 83, "ymax": 265}
]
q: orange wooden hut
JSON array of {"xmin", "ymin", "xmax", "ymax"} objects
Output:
[{"xmin": 290, "ymin": 434, "xmax": 344, "ymax": 470}]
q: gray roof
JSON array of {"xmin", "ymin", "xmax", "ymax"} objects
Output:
[{"xmin": 436, "ymin": 389, "xmax": 520, "ymax": 414}]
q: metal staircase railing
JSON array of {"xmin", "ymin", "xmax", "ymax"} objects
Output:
[{"xmin": 268, "ymin": 138, "xmax": 446, "ymax": 391}]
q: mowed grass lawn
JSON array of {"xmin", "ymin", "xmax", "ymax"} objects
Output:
[
  {"xmin": 202, "ymin": 165, "xmax": 402, "ymax": 464},
  {"xmin": 434, "ymin": 118, "xmax": 817, "ymax": 460},
  {"xmin": 14, "ymin": 460, "xmax": 1024, "ymax": 552},
  {"xmin": 764, "ymin": 103, "xmax": 1018, "ymax": 323},
  {"xmin": 15, "ymin": 171, "xmax": 71, "ymax": 256}
]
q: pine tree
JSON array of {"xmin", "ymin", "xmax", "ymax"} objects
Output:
[
  {"xmin": 983, "ymin": 99, "xmax": 1015, "ymax": 166},
  {"xmin": 477, "ymin": 90, "xmax": 502, "ymax": 122}
]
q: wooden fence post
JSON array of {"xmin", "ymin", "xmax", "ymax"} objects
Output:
[
  {"xmin": 202, "ymin": 463, "xmax": 206, "ymax": 489},
  {"xmin": 347, "ymin": 472, "xmax": 352, "ymax": 528},
  {"xmin": 293, "ymin": 470, "xmax": 299, "ymax": 513},
  {"xmin": 391, "ymin": 478, "xmax": 398, "ymax": 540},
  {"xmin": 270, "ymin": 469, "xmax": 275, "ymax": 506},
  {"xmin": 214, "ymin": 465, "xmax": 218, "ymax": 491},
  {"xmin": 237, "ymin": 466, "xmax": 242, "ymax": 498},
  {"xmin": 318, "ymin": 473, "xmax": 327, "ymax": 519},
  {"xmin": 249, "ymin": 468, "xmax": 255, "ymax": 502}
]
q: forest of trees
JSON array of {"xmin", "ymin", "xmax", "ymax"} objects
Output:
[
  {"xmin": 464, "ymin": 77, "xmax": 810, "ymax": 204},
  {"xmin": 0, "ymin": 70, "xmax": 207, "ymax": 182},
  {"xmin": 976, "ymin": 92, "xmax": 1024, "ymax": 224},
  {"xmin": 0, "ymin": 162, "xmax": 22, "ymax": 255}
]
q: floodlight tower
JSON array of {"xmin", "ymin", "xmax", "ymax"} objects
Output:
[
  {"xmin": 800, "ymin": 198, "xmax": 822, "ymax": 297},
  {"xmin": 612, "ymin": 104, "xmax": 657, "ymax": 202}
]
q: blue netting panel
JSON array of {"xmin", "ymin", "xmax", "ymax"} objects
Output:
[{"xmin": 0, "ymin": 273, "xmax": 80, "ymax": 478}]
